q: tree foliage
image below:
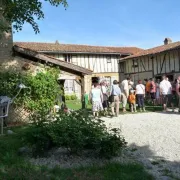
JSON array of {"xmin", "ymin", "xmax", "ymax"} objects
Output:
[{"xmin": 0, "ymin": 0, "xmax": 68, "ymax": 34}]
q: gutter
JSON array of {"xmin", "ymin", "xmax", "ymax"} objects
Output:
[{"xmin": 39, "ymin": 51, "xmax": 129, "ymax": 56}]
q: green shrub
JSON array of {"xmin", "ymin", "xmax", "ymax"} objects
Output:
[
  {"xmin": 65, "ymin": 94, "xmax": 77, "ymax": 100},
  {"xmin": 0, "ymin": 68, "xmax": 61, "ymax": 113},
  {"xmin": 65, "ymin": 95, "xmax": 70, "ymax": 100},
  {"xmin": 24, "ymin": 110, "xmax": 127, "ymax": 158},
  {"xmin": 70, "ymin": 94, "xmax": 77, "ymax": 100}
]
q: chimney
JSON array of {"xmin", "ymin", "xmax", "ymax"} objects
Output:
[
  {"xmin": 55, "ymin": 40, "xmax": 59, "ymax": 44},
  {"xmin": 164, "ymin": 38, "xmax": 172, "ymax": 45}
]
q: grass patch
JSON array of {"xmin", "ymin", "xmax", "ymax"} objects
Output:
[
  {"xmin": 49, "ymin": 163, "xmax": 154, "ymax": 180},
  {"xmin": 66, "ymin": 100, "xmax": 163, "ymax": 113},
  {"xmin": 0, "ymin": 126, "xmax": 154, "ymax": 180}
]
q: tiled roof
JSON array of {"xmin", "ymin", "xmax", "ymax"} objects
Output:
[
  {"xmin": 14, "ymin": 42, "xmax": 143, "ymax": 55},
  {"xmin": 121, "ymin": 41, "xmax": 180, "ymax": 60},
  {"xmin": 13, "ymin": 45, "xmax": 92, "ymax": 75}
]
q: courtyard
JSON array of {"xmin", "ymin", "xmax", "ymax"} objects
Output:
[{"xmin": 103, "ymin": 112, "xmax": 180, "ymax": 179}]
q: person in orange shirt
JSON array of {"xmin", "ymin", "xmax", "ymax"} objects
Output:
[
  {"xmin": 146, "ymin": 79, "xmax": 151, "ymax": 94},
  {"xmin": 128, "ymin": 90, "xmax": 137, "ymax": 112}
]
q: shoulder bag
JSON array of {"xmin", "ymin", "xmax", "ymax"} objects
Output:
[{"xmin": 108, "ymin": 85, "xmax": 114, "ymax": 102}]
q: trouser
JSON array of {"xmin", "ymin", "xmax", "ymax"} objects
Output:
[
  {"xmin": 136, "ymin": 94, "xmax": 145, "ymax": 108},
  {"xmin": 111, "ymin": 96, "xmax": 120, "ymax": 115},
  {"xmin": 130, "ymin": 103, "xmax": 136, "ymax": 112},
  {"xmin": 177, "ymin": 94, "xmax": 180, "ymax": 110},
  {"xmin": 121, "ymin": 93, "xmax": 127, "ymax": 108}
]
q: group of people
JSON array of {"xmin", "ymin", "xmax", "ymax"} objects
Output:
[
  {"xmin": 88, "ymin": 75, "xmax": 180, "ymax": 117},
  {"xmin": 145, "ymin": 75, "xmax": 180, "ymax": 112}
]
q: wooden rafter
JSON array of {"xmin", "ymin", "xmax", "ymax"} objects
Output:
[
  {"xmin": 160, "ymin": 53, "xmax": 167, "ymax": 74},
  {"xmin": 13, "ymin": 45, "xmax": 92, "ymax": 76}
]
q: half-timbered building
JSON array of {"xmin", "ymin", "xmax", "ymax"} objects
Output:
[
  {"xmin": 15, "ymin": 42, "xmax": 142, "ymax": 96},
  {"xmin": 119, "ymin": 38, "xmax": 180, "ymax": 83}
]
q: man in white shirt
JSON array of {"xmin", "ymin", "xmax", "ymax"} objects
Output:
[
  {"xmin": 176, "ymin": 76, "xmax": 180, "ymax": 112},
  {"xmin": 160, "ymin": 75, "xmax": 172, "ymax": 112},
  {"xmin": 120, "ymin": 77, "xmax": 131, "ymax": 112}
]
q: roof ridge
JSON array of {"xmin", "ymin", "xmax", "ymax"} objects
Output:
[
  {"xmin": 120, "ymin": 41, "xmax": 180, "ymax": 60},
  {"xmin": 14, "ymin": 41, "xmax": 142, "ymax": 49}
]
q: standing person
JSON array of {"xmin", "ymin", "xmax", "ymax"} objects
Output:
[
  {"xmin": 121, "ymin": 77, "xmax": 131, "ymax": 112},
  {"xmin": 82, "ymin": 91, "xmax": 89, "ymax": 109},
  {"xmin": 128, "ymin": 90, "xmax": 137, "ymax": 113},
  {"xmin": 145, "ymin": 79, "xmax": 151, "ymax": 101},
  {"xmin": 90, "ymin": 83, "xmax": 103, "ymax": 117},
  {"xmin": 110, "ymin": 80, "xmax": 121, "ymax": 117},
  {"xmin": 101, "ymin": 81, "xmax": 109, "ymax": 115},
  {"xmin": 171, "ymin": 79, "xmax": 177, "ymax": 110},
  {"xmin": 135, "ymin": 80, "xmax": 146, "ymax": 112},
  {"xmin": 176, "ymin": 76, "xmax": 180, "ymax": 112},
  {"xmin": 156, "ymin": 79, "xmax": 161, "ymax": 105},
  {"xmin": 150, "ymin": 78, "xmax": 156, "ymax": 105},
  {"xmin": 128, "ymin": 80, "xmax": 134, "ymax": 109},
  {"xmin": 160, "ymin": 75, "xmax": 172, "ymax": 112}
]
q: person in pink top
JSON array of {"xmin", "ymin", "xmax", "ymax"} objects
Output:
[{"xmin": 150, "ymin": 78, "xmax": 156, "ymax": 105}]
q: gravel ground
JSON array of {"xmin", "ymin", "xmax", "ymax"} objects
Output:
[{"xmin": 103, "ymin": 112, "xmax": 180, "ymax": 180}]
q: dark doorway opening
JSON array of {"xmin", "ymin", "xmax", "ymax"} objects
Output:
[
  {"xmin": 92, "ymin": 77, "xmax": 100, "ymax": 85},
  {"xmin": 57, "ymin": 80, "xmax": 65, "ymax": 104}
]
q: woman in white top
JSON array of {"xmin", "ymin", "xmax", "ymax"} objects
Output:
[
  {"xmin": 135, "ymin": 80, "xmax": 146, "ymax": 112},
  {"xmin": 90, "ymin": 83, "xmax": 103, "ymax": 117},
  {"xmin": 156, "ymin": 79, "xmax": 161, "ymax": 105},
  {"xmin": 101, "ymin": 81, "xmax": 109, "ymax": 114}
]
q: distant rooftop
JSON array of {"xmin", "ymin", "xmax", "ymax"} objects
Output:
[
  {"xmin": 14, "ymin": 42, "xmax": 143, "ymax": 55},
  {"xmin": 120, "ymin": 38, "xmax": 180, "ymax": 61}
]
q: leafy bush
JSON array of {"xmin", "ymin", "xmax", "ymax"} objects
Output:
[
  {"xmin": 65, "ymin": 95, "xmax": 70, "ymax": 100},
  {"xmin": 0, "ymin": 68, "xmax": 61, "ymax": 113},
  {"xmin": 24, "ymin": 110, "xmax": 127, "ymax": 158},
  {"xmin": 70, "ymin": 94, "xmax": 77, "ymax": 100},
  {"xmin": 65, "ymin": 94, "xmax": 78, "ymax": 100}
]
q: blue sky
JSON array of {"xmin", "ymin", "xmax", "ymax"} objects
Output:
[{"xmin": 14, "ymin": 0, "xmax": 180, "ymax": 49}]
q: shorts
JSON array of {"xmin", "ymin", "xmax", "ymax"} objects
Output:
[
  {"xmin": 150, "ymin": 93, "xmax": 156, "ymax": 100},
  {"xmin": 162, "ymin": 94, "xmax": 172, "ymax": 105}
]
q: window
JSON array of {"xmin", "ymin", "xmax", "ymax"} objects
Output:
[
  {"xmin": 64, "ymin": 54, "xmax": 71, "ymax": 63},
  {"xmin": 132, "ymin": 59, "xmax": 138, "ymax": 68},
  {"xmin": 107, "ymin": 56, "xmax": 111, "ymax": 63},
  {"xmin": 119, "ymin": 62, "xmax": 125, "ymax": 73}
]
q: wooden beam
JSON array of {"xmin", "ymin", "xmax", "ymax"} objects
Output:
[
  {"xmin": 173, "ymin": 50, "xmax": 175, "ymax": 71},
  {"xmin": 169, "ymin": 51, "xmax": 171, "ymax": 72},
  {"xmin": 81, "ymin": 76, "xmax": 85, "ymax": 109},
  {"xmin": 160, "ymin": 53, "xmax": 166, "ymax": 74},
  {"xmin": 156, "ymin": 55, "xmax": 158, "ymax": 74},
  {"xmin": 140, "ymin": 56, "xmax": 146, "ymax": 71},
  {"xmin": 165, "ymin": 53, "xmax": 167, "ymax": 74},
  {"xmin": 14, "ymin": 45, "xmax": 92, "ymax": 75},
  {"xmin": 152, "ymin": 56, "xmax": 154, "ymax": 77},
  {"xmin": 178, "ymin": 50, "xmax": 180, "ymax": 72},
  {"xmin": 148, "ymin": 56, "xmax": 150, "ymax": 71}
]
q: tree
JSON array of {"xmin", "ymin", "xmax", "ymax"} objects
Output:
[{"xmin": 0, "ymin": 0, "xmax": 68, "ymax": 34}]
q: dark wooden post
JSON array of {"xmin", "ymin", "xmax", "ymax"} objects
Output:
[{"xmin": 81, "ymin": 75, "xmax": 85, "ymax": 109}]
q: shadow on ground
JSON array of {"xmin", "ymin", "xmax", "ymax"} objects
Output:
[{"xmin": 127, "ymin": 143, "xmax": 180, "ymax": 180}]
